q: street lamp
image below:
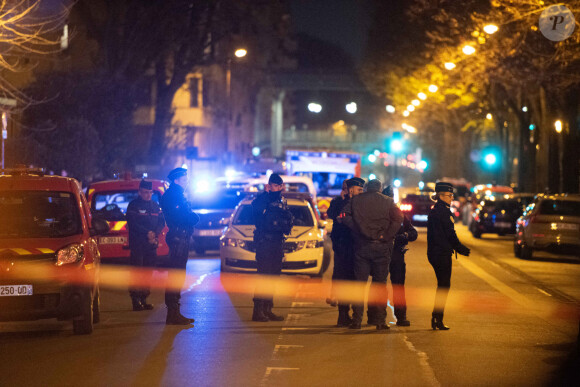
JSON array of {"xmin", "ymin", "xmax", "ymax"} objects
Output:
[
  {"xmin": 411, "ymin": 99, "xmax": 420, "ymax": 106},
  {"xmin": 483, "ymin": 24, "xmax": 499, "ymax": 34},
  {"xmin": 403, "ymin": 110, "xmax": 410, "ymax": 117},
  {"xmin": 462, "ymin": 45, "xmax": 476, "ymax": 55},
  {"xmin": 225, "ymin": 47, "xmax": 247, "ymax": 157},
  {"xmin": 555, "ymin": 120, "xmax": 564, "ymax": 192},
  {"xmin": 444, "ymin": 62, "xmax": 456, "ymax": 70},
  {"xmin": 417, "ymin": 92, "xmax": 427, "ymax": 100},
  {"xmin": 234, "ymin": 48, "xmax": 247, "ymax": 58},
  {"xmin": 386, "ymin": 105, "xmax": 395, "ymax": 113},
  {"xmin": 428, "ymin": 84, "xmax": 438, "ymax": 93}
]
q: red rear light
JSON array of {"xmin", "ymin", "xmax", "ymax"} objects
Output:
[{"xmin": 400, "ymin": 204, "xmax": 413, "ymax": 212}]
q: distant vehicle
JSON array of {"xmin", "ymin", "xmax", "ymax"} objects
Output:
[
  {"xmin": 469, "ymin": 198, "xmax": 527, "ymax": 238},
  {"xmin": 86, "ymin": 177, "xmax": 170, "ymax": 263},
  {"xmin": 514, "ymin": 194, "xmax": 580, "ymax": 259},
  {"xmin": 0, "ymin": 167, "xmax": 109, "ymax": 334},
  {"xmin": 400, "ymin": 193, "xmax": 434, "ymax": 227},
  {"xmin": 219, "ymin": 192, "xmax": 328, "ymax": 276},
  {"xmin": 463, "ymin": 184, "xmax": 516, "ymax": 226},
  {"xmin": 189, "ymin": 187, "xmax": 247, "ymax": 255}
]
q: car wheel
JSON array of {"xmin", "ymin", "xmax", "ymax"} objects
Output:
[
  {"xmin": 92, "ymin": 287, "xmax": 100, "ymax": 324},
  {"xmin": 195, "ymin": 247, "xmax": 206, "ymax": 256},
  {"xmin": 521, "ymin": 244, "xmax": 533, "ymax": 260},
  {"xmin": 513, "ymin": 241, "xmax": 522, "ymax": 257},
  {"xmin": 73, "ymin": 289, "xmax": 94, "ymax": 335}
]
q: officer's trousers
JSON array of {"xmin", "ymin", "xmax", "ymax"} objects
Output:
[
  {"xmin": 254, "ymin": 237, "xmax": 284, "ymax": 303},
  {"xmin": 352, "ymin": 241, "xmax": 392, "ymax": 324},
  {"xmin": 128, "ymin": 246, "xmax": 156, "ymax": 299},
  {"xmin": 428, "ymin": 253, "xmax": 452, "ymax": 318},
  {"xmin": 165, "ymin": 232, "xmax": 190, "ymax": 308},
  {"xmin": 389, "ymin": 248, "xmax": 407, "ymax": 319},
  {"xmin": 331, "ymin": 239, "xmax": 355, "ymax": 307}
]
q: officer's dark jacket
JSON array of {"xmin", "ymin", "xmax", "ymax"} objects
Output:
[
  {"xmin": 342, "ymin": 191, "xmax": 403, "ymax": 243},
  {"xmin": 126, "ymin": 197, "xmax": 165, "ymax": 249},
  {"xmin": 252, "ymin": 191, "xmax": 285, "ymax": 240},
  {"xmin": 427, "ymin": 200, "xmax": 461, "ymax": 256},
  {"xmin": 327, "ymin": 195, "xmax": 351, "ymax": 244},
  {"xmin": 160, "ymin": 183, "xmax": 199, "ymax": 235},
  {"xmin": 395, "ymin": 215, "xmax": 418, "ymax": 249}
]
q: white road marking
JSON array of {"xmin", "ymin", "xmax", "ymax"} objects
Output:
[
  {"xmin": 402, "ymin": 335, "xmax": 441, "ymax": 387},
  {"xmin": 291, "ymin": 301, "xmax": 313, "ymax": 307},
  {"xmin": 281, "ymin": 327, "xmax": 309, "ymax": 331},
  {"xmin": 184, "ymin": 273, "xmax": 210, "ymax": 293}
]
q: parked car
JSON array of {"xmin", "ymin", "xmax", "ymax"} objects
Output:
[
  {"xmin": 86, "ymin": 177, "xmax": 169, "ymax": 264},
  {"xmin": 400, "ymin": 193, "xmax": 434, "ymax": 227},
  {"xmin": 219, "ymin": 192, "xmax": 328, "ymax": 276},
  {"xmin": 470, "ymin": 198, "xmax": 525, "ymax": 238},
  {"xmin": 0, "ymin": 167, "xmax": 109, "ymax": 334},
  {"xmin": 514, "ymin": 194, "xmax": 580, "ymax": 259}
]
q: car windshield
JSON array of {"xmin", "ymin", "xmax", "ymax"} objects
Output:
[
  {"xmin": 92, "ymin": 190, "xmax": 161, "ymax": 221},
  {"xmin": 233, "ymin": 204, "xmax": 314, "ymax": 227},
  {"xmin": 251, "ymin": 183, "xmax": 310, "ymax": 194},
  {"xmin": 0, "ymin": 191, "xmax": 82, "ymax": 239},
  {"xmin": 538, "ymin": 200, "xmax": 580, "ymax": 216},
  {"xmin": 190, "ymin": 189, "xmax": 246, "ymax": 209}
]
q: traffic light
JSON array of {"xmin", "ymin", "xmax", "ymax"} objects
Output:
[
  {"xmin": 484, "ymin": 153, "xmax": 497, "ymax": 166},
  {"xmin": 390, "ymin": 131, "xmax": 403, "ymax": 154}
]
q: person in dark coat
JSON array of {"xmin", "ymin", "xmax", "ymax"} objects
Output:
[
  {"xmin": 427, "ymin": 181, "xmax": 471, "ymax": 330},
  {"xmin": 382, "ymin": 185, "xmax": 418, "ymax": 326},
  {"xmin": 341, "ymin": 179, "xmax": 403, "ymax": 330},
  {"xmin": 326, "ymin": 177, "xmax": 365, "ymax": 326},
  {"xmin": 126, "ymin": 179, "xmax": 165, "ymax": 311},
  {"xmin": 160, "ymin": 167, "xmax": 199, "ymax": 325},
  {"xmin": 251, "ymin": 173, "xmax": 293, "ymax": 322}
]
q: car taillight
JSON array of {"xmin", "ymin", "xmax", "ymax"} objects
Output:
[{"xmin": 400, "ymin": 204, "xmax": 413, "ymax": 212}]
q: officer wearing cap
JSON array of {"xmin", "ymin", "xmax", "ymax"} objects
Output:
[
  {"xmin": 428, "ymin": 181, "xmax": 471, "ymax": 330},
  {"xmin": 126, "ymin": 179, "xmax": 166, "ymax": 311},
  {"xmin": 251, "ymin": 173, "xmax": 293, "ymax": 322},
  {"xmin": 326, "ymin": 177, "xmax": 365, "ymax": 326},
  {"xmin": 160, "ymin": 167, "xmax": 199, "ymax": 325},
  {"xmin": 382, "ymin": 185, "xmax": 417, "ymax": 326},
  {"xmin": 341, "ymin": 179, "xmax": 403, "ymax": 330}
]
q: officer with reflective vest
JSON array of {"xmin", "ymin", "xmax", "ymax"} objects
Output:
[
  {"xmin": 251, "ymin": 173, "xmax": 293, "ymax": 322},
  {"xmin": 326, "ymin": 177, "xmax": 365, "ymax": 326},
  {"xmin": 427, "ymin": 181, "xmax": 470, "ymax": 330},
  {"xmin": 160, "ymin": 167, "xmax": 199, "ymax": 325},
  {"xmin": 383, "ymin": 185, "xmax": 417, "ymax": 326},
  {"xmin": 126, "ymin": 179, "xmax": 165, "ymax": 311}
]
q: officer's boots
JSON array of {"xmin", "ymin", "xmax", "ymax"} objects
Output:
[
  {"xmin": 264, "ymin": 300, "xmax": 284, "ymax": 322},
  {"xmin": 131, "ymin": 297, "xmax": 144, "ymax": 311},
  {"xmin": 140, "ymin": 297, "xmax": 154, "ymax": 310},
  {"xmin": 336, "ymin": 305, "xmax": 352, "ymax": 327},
  {"xmin": 395, "ymin": 307, "xmax": 411, "ymax": 326},
  {"xmin": 252, "ymin": 299, "xmax": 269, "ymax": 322},
  {"xmin": 166, "ymin": 304, "xmax": 195, "ymax": 325}
]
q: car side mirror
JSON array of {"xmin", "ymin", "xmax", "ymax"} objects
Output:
[{"xmin": 91, "ymin": 217, "xmax": 110, "ymax": 236}]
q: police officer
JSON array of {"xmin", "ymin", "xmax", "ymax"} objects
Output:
[
  {"xmin": 126, "ymin": 179, "xmax": 166, "ymax": 311},
  {"xmin": 382, "ymin": 185, "xmax": 417, "ymax": 326},
  {"xmin": 251, "ymin": 173, "xmax": 293, "ymax": 322},
  {"xmin": 326, "ymin": 177, "xmax": 365, "ymax": 326},
  {"xmin": 427, "ymin": 181, "xmax": 471, "ymax": 330},
  {"xmin": 341, "ymin": 179, "xmax": 403, "ymax": 330},
  {"xmin": 160, "ymin": 167, "xmax": 200, "ymax": 325}
]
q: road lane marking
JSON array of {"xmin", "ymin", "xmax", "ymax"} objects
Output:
[
  {"xmin": 291, "ymin": 301, "xmax": 313, "ymax": 307},
  {"xmin": 537, "ymin": 288, "xmax": 552, "ymax": 297},
  {"xmin": 260, "ymin": 367, "xmax": 300, "ymax": 386},
  {"xmin": 402, "ymin": 335, "xmax": 441, "ymax": 387},
  {"xmin": 281, "ymin": 327, "xmax": 309, "ymax": 331}
]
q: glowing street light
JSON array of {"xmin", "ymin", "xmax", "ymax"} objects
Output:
[
  {"xmin": 554, "ymin": 120, "xmax": 562, "ymax": 133},
  {"xmin": 412, "ymin": 99, "xmax": 420, "ymax": 106},
  {"xmin": 483, "ymin": 24, "xmax": 499, "ymax": 34},
  {"xmin": 484, "ymin": 153, "xmax": 497, "ymax": 165},
  {"xmin": 308, "ymin": 102, "xmax": 322, "ymax": 113},
  {"xmin": 486, "ymin": 113, "xmax": 493, "ymax": 120},
  {"xmin": 368, "ymin": 154, "xmax": 377, "ymax": 163},
  {"xmin": 403, "ymin": 110, "xmax": 410, "ymax": 117},
  {"xmin": 522, "ymin": 106, "xmax": 528, "ymax": 112},
  {"xmin": 428, "ymin": 84, "xmax": 438, "ymax": 93},
  {"xmin": 417, "ymin": 92, "xmax": 427, "ymax": 100},
  {"xmin": 346, "ymin": 102, "xmax": 357, "ymax": 114},
  {"xmin": 444, "ymin": 62, "xmax": 456, "ymax": 70},
  {"xmin": 402, "ymin": 123, "xmax": 417, "ymax": 133},
  {"xmin": 234, "ymin": 48, "xmax": 247, "ymax": 58},
  {"xmin": 386, "ymin": 105, "xmax": 396, "ymax": 113},
  {"xmin": 407, "ymin": 105, "xmax": 415, "ymax": 112},
  {"xmin": 462, "ymin": 45, "xmax": 476, "ymax": 55}
]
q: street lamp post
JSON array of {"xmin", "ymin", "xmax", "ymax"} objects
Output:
[
  {"xmin": 555, "ymin": 120, "xmax": 564, "ymax": 193},
  {"xmin": 224, "ymin": 48, "xmax": 247, "ymax": 160},
  {"xmin": 1, "ymin": 112, "xmax": 7, "ymax": 170}
]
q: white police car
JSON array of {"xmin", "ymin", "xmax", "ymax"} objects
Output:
[{"xmin": 219, "ymin": 193, "xmax": 327, "ymax": 276}]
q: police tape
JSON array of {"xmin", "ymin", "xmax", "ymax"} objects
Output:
[{"xmin": 5, "ymin": 262, "xmax": 579, "ymax": 322}]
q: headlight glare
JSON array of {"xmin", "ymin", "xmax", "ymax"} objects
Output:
[{"xmin": 55, "ymin": 244, "xmax": 83, "ymax": 266}]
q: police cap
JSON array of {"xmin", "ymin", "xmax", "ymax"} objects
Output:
[
  {"xmin": 435, "ymin": 181, "xmax": 454, "ymax": 193},
  {"xmin": 382, "ymin": 185, "xmax": 394, "ymax": 198},
  {"xmin": 139, "ymin": 179, "xmax": 153, "ymax": 190},
  {"xmin": 268, "ymin": 173, "xmax": 284, "ymax": 185},
  {"xmin": 346, "ymin": 177, "xmax": 365, "ymax": 188},
  {"xmin": 168, "ymin": 167, "xmax": 187, "ymax": 182},
  {"xmin": 366, "ymin": 179, "xmax": 382, "ymax": 193}
]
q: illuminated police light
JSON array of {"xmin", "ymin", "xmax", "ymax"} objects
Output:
[
  {"xmin": 369, "ymin": 173, "xmax": 377, "ymax": 180},
  {"xmin": 308, "ymin": 103, "xmax": 322, "ymax": 113},
  {"xmin": 225, "ymin": 168, "xmax": 237, "ymax": 180},
  {"xmin": 195, "ymin": 179, "xmax": 212, "ymax": 193},
  {"xmin": 418, "ymin": 160, "xmax": 428, "ymax": 170},
  {"xmin": 252, "ymin": 146, "xmax": 261, "ymax": 157},
  {"xmin": 368, "ymin": 154, "xmax": 377, "ymax": 163},
  {"xmin": 418, "ymin": 181, "xmax": 425, "ymax": 190},
  {"xmin": 484, "ymin": 153, "xmax": 497, "ymax": 165},
  {"xmin": 393, "ymin": 178, "xmax": 402, "ymax": 188},
  {"xmin": 390, "ymin": 139, "xmax": 403, "ymax": 153},
  {"xmin": 346, "ymin": 102, "xmax": 357, "ymax": 114}
]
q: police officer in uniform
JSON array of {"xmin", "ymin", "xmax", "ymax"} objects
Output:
[
  {"xmin": 251, "ymin": 173, "xmax": 293, "ymax": 322},
  {"xmin": 126, "ymin": 179, "xmax": 166, "ymax": 311},
  {"xmin": 326, "ymin": 177, "xmax": 365, "ymax": 326},
  {"xmin": 341, "ymin": 179, "xmax": 403, "ymax": 330},
  {"xmin": 427, "ymin": 181, "xmax": 471, "ymax": 330},
  {"xmin": 160, "ymin": 167, "xmax": 200, "ymax": 325},
  {"xmin": 383, "ymin": 185, "xmax": 417, "ymax": 326}
]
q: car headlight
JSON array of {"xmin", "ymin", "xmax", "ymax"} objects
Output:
[
  {"xmin": 55, "ymin": 244, "xmax": 84, "ymax": 266},
  {"xmin": 305, "ymin": 240, "xmax": 319, "ymax": 248},
  {"xmin": 222, "ymin": 238, "xmax": 237, "ymax": 248}
]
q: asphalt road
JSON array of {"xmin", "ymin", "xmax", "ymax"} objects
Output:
[{"xmin": 1, "ymin": 225, "xmax": 579, "ymax": 386}]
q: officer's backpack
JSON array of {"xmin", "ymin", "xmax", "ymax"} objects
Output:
[{"xmin": 263, "ymin": 200, "xmax": 294, "ymax": 235}]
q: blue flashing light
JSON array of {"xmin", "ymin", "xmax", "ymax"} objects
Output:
[
  {"xmin": 369, "ymin": 173, "xmax": 377, "ymax": 180},
  {"xmin": 418, "ymin": 181, "xmax": 425, "ymax": 190},
  {"xmin": 418, "ymin": 160, "xmax": 428, "ymax": 170},
  {"xmin": 252, "ymin": 146, "xmax": 261, "ymax": 157},
  {"xmin": 368, "ymin": 154, "xmax": 377, "ymax": 163},
  {"xmin": 484, "ymin": 153, "xmax": 497, "ymax": 166},
  {"xmin": 195, "ymin": 179, "xmax": 212, "ymax": 194},
  {"xmin": 390, "ymin": 139, "xmax": 403, "ymax": 153},
  {"xmin": 529, "ymin": 124, "xmax": 535, "ymax": 131},
  {"xmin": 393, "ymin": 178, "xmax": 402, "ymax": 188},
  {"xmin": 373, "ymin": 149, "xmax": 380, "ymax": 156}
]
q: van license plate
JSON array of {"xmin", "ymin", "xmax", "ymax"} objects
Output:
[
  {"xmin": 100, "ymin": 237, "xmax": 126, "ymax": 244},
  {"xmin": 495, "ymin": 222, "xmax": 511, "ymax": 228},
  {"xmin": 0, "ymin": 285, "xmax": 33, "ymax": 296},
  {"xmin": 198, "ymin": 229, "xmax": 222, "ymax": 237}
]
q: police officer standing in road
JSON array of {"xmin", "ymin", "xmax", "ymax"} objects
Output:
[
  {"xmin": 427, "ymin": 182, "xmax": 471, "ymax": 330},
  {"xmin": 341, "ymin": 179, "xmax": 403, "ymax": 330},
  {"xmin": 382, "ymin": 185, "xmax": 417, "ymax": 326},
  {"xmin": 160, "ymin": 167, "xmax": 199, "ymax": 325},
  {"xmin": 326, "ymin": 177, "xmax": 365, "ymax": 326},
  {"xmin": 126, "ymin": 179, "xmax": 166, "ymax": 311},
  {"xmin": 251, "ymin": 173, "xmax": 293, "ymax": 322}
]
